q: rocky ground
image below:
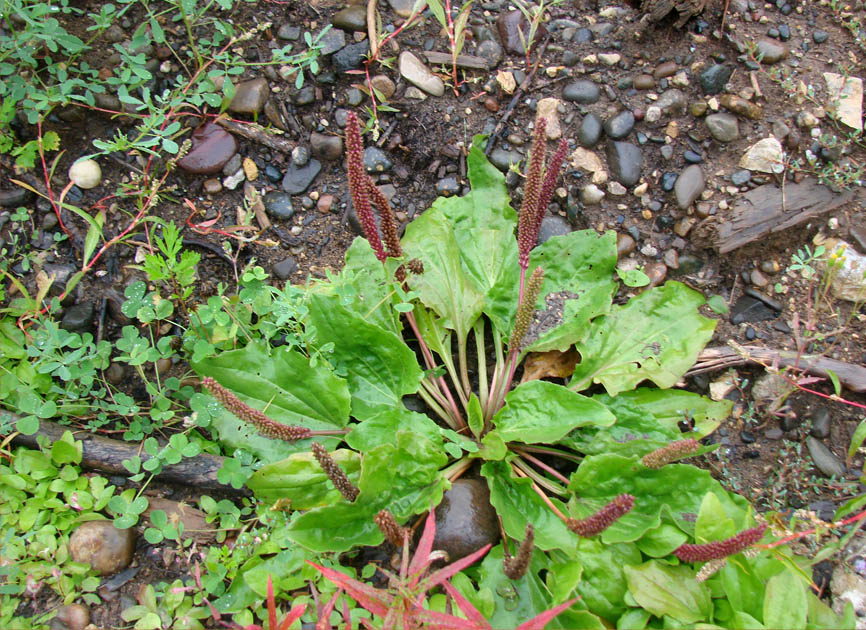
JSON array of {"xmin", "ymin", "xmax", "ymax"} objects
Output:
[{"xmin": 5, "ymin": 0, "xmax": 866, "ymax": 624}]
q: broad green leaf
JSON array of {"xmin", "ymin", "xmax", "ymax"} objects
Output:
[
  {"xmin": 346, "ymin": 409, "xmax": 443, "ymax": 451},
  {"xmin": 574, "ymin": 537, "xmax": 642, "ymax": 622},
  {"xmin": 325, "ymin": 237, "xmax": 400, "ymax": 334},
  {"xmin": 695, "ymin": 492, "xmax": 736, "ymax": 543},
  {"xmin": 617, "ymin": 608, "xmax": 652, "ymax": 629},
  {"xmin": 491, "ymin": 380, "xmax": 614, "ymax": 444},
  {"xmin": 624, "ymin": 561, "xmax": 711, "ymax": 624},
  {"xmin": 568, "ymin": 454, "xmax": 751, "ymax": 543},
  {"xmin": 402, "ymin": 207, "xmax": 485, "ymax": 341},
  {"xmin": 763, "ymin": 570, "xmax": 808, "ymax": 630},
  {"xmin": 564, "ymin": 388, "xmax": 729, "ymax": 457},
  {"xmin": 807, "ymin": 591, "xmax": 855, "ymax": 630},
  {"xmin": 730, "ymin": 611, "xmax": 765, "ymax": 629},
  {"xmin": 718, "ymin": 562, "xmax": 764, "ymax": 621},
  {"xmin": 569, "ymin": 282, "xmax": 716, "ymax": 395},
  {"xmin": 486, "ymin": 230, "xmax": 617, "ymax": 345},
  {"xmin": 246, "ymin": 449, "xmax": 361, "ymax": 507},
  {"xmin": 547, "ymin": 559, "xmax": 583, "ymax": 605},
  {"xmin": 848, "ymin": 418, "xmax": 866, "ymax": 460},
  {"xmin": 241, "ymin": 548, "xmax": 310, "ymax": 596},
  {"xmin": 467, "ymin": 393, "xmax": 484, "ymax": 438},
  {"xmin": 287, "ymin": 434, "xmax": 447, "ymax": 552},
  {"xmin": 193, "ymin": 342, "xmax": 350, "ymax": 460},
  {"xmin": 307, "ymin": 293, "xmax": 422, "ymax": 420},
  {"xmin": 634, "ymin": 523, "xmax": 687, "ymax": 557},
  {"xmin": 477, "ymin": 546, "xmax": 564, "ymax": 629},
  {"xmin": 482, "ymin": 460, "xmax": 578, "ymax": 554}
]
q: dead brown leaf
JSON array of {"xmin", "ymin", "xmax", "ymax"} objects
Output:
[{"xmin": 520, "ymin": 348, "xmax": 581, "ymax": 383}]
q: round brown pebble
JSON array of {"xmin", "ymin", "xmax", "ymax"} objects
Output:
[
  {"xmin": 50, "ymin": 604, "xmax": 90, "ymax": 630},
  {"xmin": 484, "ymin": 97, "xmax": 499, "ymax": 113},
  {"xmin": 317, "ymin": 194, "xmax": 334, "ymax": 213},
  {"xmin": 203, "ymin": 178, "xmax": 222, "ymax": 195},
  {"xmin": 617, "ymin": 233, "xmax": 636, "ymax": 258},
  {"xmin": 634, "ymin": 74, "xmax": 655, "ymax": 90},
  {"xmin": 645, "ymin": 262, "xmax": 667, "ymax": 287},
  {"xmin": 69, "ymin": 521, "xmax": 135, "ymax": 576}
]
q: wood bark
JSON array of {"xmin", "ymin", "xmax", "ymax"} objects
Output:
[
  {"xmin": 5, "ymin": 416, "xmax": 245, "ymax": 493},
  {"xmin": 689, "ymin": 345, "xmax": 866, "ymax": 392},
  {"xmin": 695, "ymin": 178, "xmax": 857, "ymax": 253},
  {"xmin": 215, "ymin": 118, "xmax": 295, "ymax": 154}
]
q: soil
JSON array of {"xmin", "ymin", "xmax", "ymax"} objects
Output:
[{"xmin": 4, "ymin": 0, "xmax": 866, "ymax": 626}]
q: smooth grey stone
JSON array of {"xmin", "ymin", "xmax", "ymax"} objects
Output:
[
  {"xmin": 292, "ymin": 145, "xmax": 311, "ymax": 167},
  {"xmin": 809, "ymin": 408, "xmax": 831, "ymax": 439},
  {"xmin": 730, "ymin": 296, "xmax": 777, "ymax": 324},
  {"xmin": 227, "ymin": 78, "xmax": 268, "ymax": 115},
  {"xmin": 310, "ymin": 132, "xmax": 343, "ymax": 161},
  {"xmin": 435, "ymin": 176, "xmax": 460, "ymax": 197},
  {"xmin": 332, "ymin": 41, "xmax": 369, "ymax": 72},
  {"xmin": 655, "ymin": 89, "xmax": 686, "ymax": 116},
  {"xmin": 316, "ymin": 28, "xmax": 346, "ymax": 56},
  {"xmin": 273, "ymin": 256, "xmax": 298, "ymax": 280},
  {"xmin": 277, "ymin": 24, "xmax": 300, "ymax": 41},
  {"xmin": 674, "ymin": 164, "xmax": 705, "ymax": 209},
  {"xmin": 706, "ymin": 113, "xmax": 740, "ymax": 142},
  {"xmin": 0, "ymin": 187, "xmax": 32, "ymax": 208},
  {"xmin": 281, "ymin": 159, "xmax": 321, "ymax": 194},
  {"xmin": 731, "ymin": 169, "xmax": 751, "ymax": 186},
  {"xmin": 476, "ymin": 40, "xmax": 503, "ymax": 68},
  {"xmin": 537, "ymin": 215, "xmax": 571, "ymax": 244},
  {"xmin": 603, "ymin": 110, "xmax": 635, "ymax": 139},
  {"xmin": 61, "ymin": 302, "xmax": 94, "ymax": 333},
  {"xmin": 813, "ymin": 30, "xmax": 829, "ymax": 44},
  {"xmin": 346, "ymin": 88, "xmax": 364, "ymax": 107},
  {"xmin": 683, "ymin": 150, "xmax": 703, "ymax": 164},
  {"xmin": 222, "ymin": 153, "xmax": 242, "ymax": 176},
  {"xmin": 700, "ymin": 64, "xmax": 732, "ymax": 95},
  {"xmin": 263, "ymin": 192, "xmax": 295, "ymax": 220},
  {"xmin": 331, "ymin": 6, "xmax": 367, "ymax": 31},
  {"xmin": 432, "ymin": 479, "xmax": 499, "ymax": 560},
  {"xmin": 562, "ymin": 80, "xmax": 600, "ymax": 104},
  {"xmin": 579, "ymin": 113, "xmax": 603, "ymax": 147},
  {"xmin": 806, "ymin": 437, "xmax": 846, "ymax": 477},
  {"xmin": 488, "ymin": 148, "xmax": 522, "ymax": 172},
  {"xmin": 293, "ymin": 86, "xmax": 315, "ymax": 106},
  {"xmin": 363, "ymin": 147, "xmax": 392, "ymax": 173},
  {"xmin": 606, "ymin": 141, "xmax": 643, "ymax": 186}
]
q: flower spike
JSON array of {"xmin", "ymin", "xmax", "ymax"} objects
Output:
[
  {"xmin": 509, "ymin": 267, "xmax": 545, "ymax": 352},
  {"xmin": 566, "ymin": 494, "xmax": 635, "ymax": 537},
  {"xmin": 674, "ymin": 524, "xmax": 767, "ymax": 563},
  {"xmin": 503, "ymin": 524, "xmax": 535, "ymax": 580},
  {"xmin": 202, "ymin": 377, "xmax": 312, "ymax": 441},
  {"xmin": 517, "ymin": 117, "xmax": 548, "ymax": 269},
  {"xmin": 375, "ymin": 510, "xmax": 410, "ymax": 547},
  {"xmin": 345, "ymin": 111, "xmax": 387, "ymax": 261},
  {"xmin": 311, "ymin": 442, "xmax": 359, "ymax": 502},
  {"xmin": 641, "ymin": 439, "xmax": 701, "ymax": 469}
]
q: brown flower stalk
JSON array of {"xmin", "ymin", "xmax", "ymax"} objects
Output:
[
  {"xmin": 503, "ymin": 524, "xmax": 535, "ymax": 580},
  {"xmin": 345, "ymin": 111, "xmax": 387, "ymax": 261},
  {"xmin": 533, "ymin": 139, "xmax": 568, "ymax": 237},
  {"xmin": 517, "ymin": 117, "xmax": 548, "ymax": 270},
  {"xmin": 374, "ymin": 510, "xmax": 410, "ymax": 547},
  {"xmin": 673, "ymin": 524, "xmax": 767, "ymax": 563},
  {"xmin": 367, "ymin": 178, "xmax": 402, "ymax": 258},
  {"xmin": 566, "ymin": 494, "xmax": 635, "ymax": 537},
  {"xmin": 311, "ymin": 442, "xmax": 359, "ymax": 502},
  {"xmin": 641, "ymin": 439, "xmax": 701, "ymax": 469},
  {"xmin": 202, "ymin": 377, "xmax": 312, "ymax": 441},
  {"xmin": 509, "ymin": 267, "xmax": 545, "ymax": 351}
]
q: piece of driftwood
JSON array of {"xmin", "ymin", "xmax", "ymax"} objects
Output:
[
  {"xmin": 688, "ymin": 345, "xmax": 866, "ymax": 392},
  {"xmin": 420, "ymin": 51, "xmax": 490, "ymax": 71},
  {"xmin": 706, "ymin": 178, "xmax": 856, "ymax": 254},
  {"xmin": 639, "ymin": 0, "xmax": 708, "ymax": 28},
  {"xmin": 215, "ymin": 118, "xmax": 294, "ymax": 154},
  {"xmin": 5, "ymin": 416, "xmax": 244, "ymax": 493}
]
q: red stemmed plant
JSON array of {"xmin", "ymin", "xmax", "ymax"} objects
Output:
[{"xmin": 308, "ymin": 509, "xmax": 577, "ymax": 630}]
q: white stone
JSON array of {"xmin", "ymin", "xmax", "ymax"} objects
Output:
[
  {"xmin": 496, "ymin": 70, "xmax": 516, "ymax": 94},
  {"xmin": 607, "ymin": 181, "xmax": 627, "ymax": 196},
  {"xmin": 536, "ymin": 98, "xmax": 562, "ymax": 140},
  {"xmin": 404, "ymin": 86, "xmax": 427, "ymax": 100},
  {"xmin": 671, "ymin": 71, "xmax": 690, "ymax": 87},
  {"xmin": 739, "ymin": 137, "xmax": 784, "ymax": 173},
  {"xmin": 599, "ymin": 53, "xmax": 621, "ymax": 66},
  {"xmin": 823, "ymin": 72, "xmax": 863, "ymax": 131},
  {"xmin": 645, "ymin": 106, "xmax": 661, "ymax": 123},
  {"xmin": 222, "ymin": 168, "xmax": 245, "ymax": 191},
  {"xmin": 68, "ymin": 159, "xmax": 102, "ymax": 189},
  {"xmin": 570, "ymin": 148, "xmax": 604, "ymax": 179},
  {"xmin": 399, "ymin": 51, "xmax": 444, "ymax": 97},
  {"xmin": 579, "ymin": 184, "xmax": 605, "ymax": 205},
  {"xmin": 815, "ymin": 236, "xmax": 866, "ymax": 302}
]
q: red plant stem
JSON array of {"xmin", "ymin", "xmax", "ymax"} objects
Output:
[
  {"xmin": 36, "ymin": 120, "xmax": 69, "ymax": 238},
  {"xmin": 759, "ymin": 509, "xmax": 866, "ymax": 550},
  {"xmin": 512, "ymin": 463, "xmax": 568, "ymax": 521},
  {"xmin": 514, "ymin": 448, "xmax": 571, "ymax": 485},
  {"xmin": 404, "ymin": 311, "xmax": 466, "ymax": 429}
]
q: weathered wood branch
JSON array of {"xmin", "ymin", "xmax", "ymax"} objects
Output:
[
  {"xmin": 215, "ymin": 118, "xmax": 294, "ymax": 154},
  {"xmin": 689, "ymin": 344, "xmax": 866, "ymax": 393},
  {"xmin": 4, "ymin": 416, "xmax": 245, "ymax": 493}
]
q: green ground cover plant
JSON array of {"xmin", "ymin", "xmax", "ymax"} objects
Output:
[{"xmin": 187, "ymin": 113, "xmax": 855, "ymax": 628}]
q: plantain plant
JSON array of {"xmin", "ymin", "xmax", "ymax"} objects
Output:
[{"xmin": 193, "ymin": 113, "xmax": 854, "ymax": 628}]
